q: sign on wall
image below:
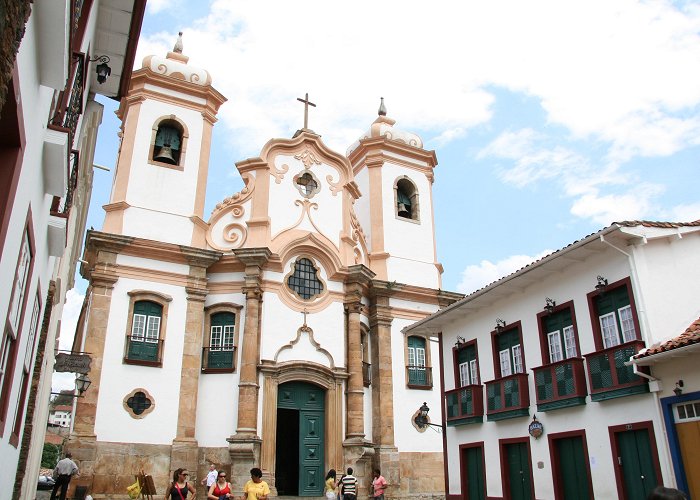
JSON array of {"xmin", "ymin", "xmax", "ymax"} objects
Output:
[{"xmin": 54, "ymin": 353, "xmax": 91, "ymax": 374}]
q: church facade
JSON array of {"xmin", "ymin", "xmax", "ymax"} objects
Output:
[{"xmin": 68, "ymin": 39, "xmax": 460, "ymax": 498}]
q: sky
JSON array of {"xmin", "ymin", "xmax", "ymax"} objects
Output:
[{"xmin": 55, "ymin": 0, "xmax": 700, "ymax": 389}]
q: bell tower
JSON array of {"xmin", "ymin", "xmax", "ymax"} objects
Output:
[
  {"xmin": 103, "ymin": 33, "xmax": 226, "ymax": 247},
  {"xmin": 347, "ymin": 99, "xmax": 443, "ymax": 289}
]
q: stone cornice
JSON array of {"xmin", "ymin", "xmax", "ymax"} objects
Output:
[
  {"xmin": 233, "ymin": 247, "xmax": 272, "ymax": 268},
  {"xmin": 178, "ymin": 245, "xmax": 222, "ymax": 269}
]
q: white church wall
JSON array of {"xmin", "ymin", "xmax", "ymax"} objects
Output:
[
  {"xmin": 208, "ymin": 272, "xmax": 244, "ymax": 283},
  {"xmin": 391, "ymin": 318, "xmax": 442, "ymax": 453},
  {"xmin": 94, "ymin": 278, "xmax": 187, "ymax": 444},
  {"xmin": 143, "ymin": 83, "xmax": 208, "ymax": 105},
  {"xmin": 122, "ymin": 206, "xmax": 194, "ymax": 246},
  {"xmin": 268, "ymin": 155, "xmax": 344, "ymax": 242},
  {"xmin": 116, "ymin": 254, "xmax": 190, "ymax": 275},
  {"xmin": 195, "ymin": 372, "xmax": 239, "ymax": 446},
  {"xmin": 389, "ymin": 298, "xmax": 439, "ymax": 316},
  {"xmin": 260, "ymin": 294, "xmax": 345, "ymax": 368}
]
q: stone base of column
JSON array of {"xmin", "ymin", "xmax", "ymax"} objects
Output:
[
  {"xmin": 64, "ymin": 434, "xmax": 97, "ymax": 499},
  {"xmin": 374, "ymin": 445, "xmax": 400, "ymax": 499},
  {"xmin": 227, "ymin": 434, "xmax": 262, "ymax": 494},
  {"xmin": 171, "ymin": 438, "xmax": 200, "ymax": 486},
  {"xmin": 342, "ymin": 440, "xmax": 375, "ymax": 496}
]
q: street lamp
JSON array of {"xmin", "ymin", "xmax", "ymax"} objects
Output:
[
  {"xmin": 51, "ymin": 374, "xmax": 92, "ymax": 398},
  {"xmin": 414, "ymin": 402, "xmax": 443, "ymax": 431}
]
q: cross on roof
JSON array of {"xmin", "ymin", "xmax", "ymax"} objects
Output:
[{"xmin": 297, "ymin": 93, "xmax": 316, "ymax": 130}]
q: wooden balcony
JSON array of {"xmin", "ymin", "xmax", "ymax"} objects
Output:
[
  {"xmin": 584, "ymin": 340, "xmax": 648, "ymax": 401},
  {"xmin": 201, "ymin": 346, "xmax": 236, "ymax": 373},
  {"xmin": 445, "ymin": 385, "xmax": 484, "ymax": 425},
  {"xmin": 406, "ymin": 365, "xmax": 433, "ymax": 389},
  {"xmin": 485, "ymin": 373, "xmax": 530, "ymax": 421},
  {"xmin": 533, "ymin": 357, "xmax": 587, "ymax": 412}
]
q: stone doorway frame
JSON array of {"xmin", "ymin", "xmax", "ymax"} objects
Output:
[{"xmin": 259, "ymin": 360, "xmax": 347, "ymax": 488}]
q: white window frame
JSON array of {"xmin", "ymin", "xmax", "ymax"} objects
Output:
[
  {"xmin": 600, "ymin": 312, "xmax": 620, "ymax": 349},
  {"xmin": 674, "ymin": 401, "xmax": 700, "ymax": 423},
  {"xmin": 8, "ymin": 232, "xmax": 31, "ymax": 336},
  {"xmin": 499, "ymin": 349, "xmax": 512, "ymax": 377},
  {"xmin": 547, "ymin": 331, "xmax": 563, "ymax": 363},
  {"xmin": 512, "ymin": 344, "xmax": 523, "ymax": 374},
  {"xmin": 469, "ymin": 359, "xmax": 478, "ymax": 385},
  {"xmin": 416, "ymin": 347, "xmax": 426, "ymax": 368},
  {"xmin": 131, "ymin": 314, "xmax": 146, "ymax": 341},
  {"xmin": 563, "ymin": 325, "xmax": 577, "ymax": 358},
  {"xmin": 210, "ymin": 325, "xmax": 222, "ymax": 350},
  {"xmin": 145, "ymin": 316, "xmax": 160, "ymax": 343},
  {"xmin": 222, "ymin": 324, "xmax": 235, "ymax": 350},
  {"xmin": 459, "ymin": 361, "xmax": 469, "ymax": 387},
  {"xmin": 618, "ymin": 305, "xmax": 636, "ymax": 343}
]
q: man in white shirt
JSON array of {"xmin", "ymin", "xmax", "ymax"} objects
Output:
[
  {"xmin": 51, "ymin": 453, "xmax": 79, "ymax": 500},
  {"xmin": 201, "ymin": 463, "xmax": 218, "ymax": 489}
]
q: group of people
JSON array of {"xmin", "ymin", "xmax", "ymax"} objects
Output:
[
  {"xmin": 165, "ymin": 465, "xmax": 269, "ymax": 500},
  {"xmin": 324, "ymin": 467, "xmax": 386, "ymax": 500}
]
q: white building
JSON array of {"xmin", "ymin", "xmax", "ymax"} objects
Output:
[
  {"xmin": 405, "ymin": 221, "xmax": 700, "ymax": 500},
  {"xmin": 67, "ymin": 39, "xmax": 461, "ymax": 498},
  {"xmin": 0, "ymin": 1, "xmax": 144, "ymax": 498},
  {"xmin": 48, "ymin": 405, "xmax": 73, "ymax": 428}
]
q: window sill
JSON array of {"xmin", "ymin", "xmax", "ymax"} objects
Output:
[{"xmin": 124, "ymin": 358, "xmax": 162, "ymax": 368}]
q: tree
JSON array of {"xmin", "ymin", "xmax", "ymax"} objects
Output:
[{"xmin": 41, "ymin": 443, "xmax": 60, "ymax": 469}]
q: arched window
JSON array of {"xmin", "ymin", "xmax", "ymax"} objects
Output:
[
  {"xmin": 202, "ymin": 304, "xmax": 242, "ymax": 373},
  {"xmin": 152, "ymin": 119, "xmax": 184, "ymax": 166},
  {"xmin": 286, "ymin": 257, "xmax": 324, "ymax": 300},
  {"xmin": 395, "ymin": 177, "xmax": 420, "ymax": 221},
  {"xmin": 406, "ymin": 335, "xmax": 432, "ymax": 387}
]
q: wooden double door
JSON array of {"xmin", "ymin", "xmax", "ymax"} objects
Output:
[{"xmin": 275, "ymin": 381, "xmax": 325, "ymax": 496}]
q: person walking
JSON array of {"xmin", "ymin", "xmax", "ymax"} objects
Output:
[
  {"xmin": 324, "ymin": 469, "xmax": 338, "ymax": 499},
  {"xmin": 242, "ymin": 467, "xmax": 269, "ymax": 500},
  {"xmin": 370, "ymin": 468, "xmax": 387, "ymax": 500},
  {"xmin": 50, "ymin": 452, "xmax": 79, "ymax": 500},
  {"xmin": 165, "ymin": 468, "xmax": 196, "ymax": 500},
  {"xmin": 201, "ymin": 464, "xmax": 218, "ymax": 489},
  {"xmin": 207, "ymin": 470, "xmax": 232, "ymax": 500},
  {"xmin": 339, "ymin": 467, "xmax": 357, "ymax": 500}
]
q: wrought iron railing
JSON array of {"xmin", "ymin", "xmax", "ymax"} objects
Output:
[
  {"xmin": 362, "ymin": 361, "xmax": 371, "ymax": 386},
  {"xmin": 445, "ymin": 385, "xmax": 484, "ymax": 422},
  {"xmin": 406, "ymin": 365, "xmax": 433, "ymax": 388},
  {"xmin": 50, "ymin": 150, "xmax": 79, "ymax": 217},
  {"xmin": 49, "ymin": 52, "xmax": 85, "ymax": 146},
  {"xmin": 124, "ymin": 336, "xmax": 164, "ymax": 366},
  {"xmin": 201, "ymin": 346, "xmax": 236, "ymax": 372}
]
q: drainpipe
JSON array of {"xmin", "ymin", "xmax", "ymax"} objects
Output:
[{"xmin": 601, "ymin": 234, "xmax": 675, "ymax": 484}]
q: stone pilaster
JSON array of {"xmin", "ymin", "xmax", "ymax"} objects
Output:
[
  {"xmin": 344, "ymin": 265, "xmax": 374, "ymax": 442},
  {"xmin": 68, "ymin": 232, "xmax": 133, "ymax": 493},
  {"xmin": 171, "ymin": 247, "xmax": 222, "ymax": 482},
  {"xmin": 370, "ymin": 282, "xmax": 400, "ymax": 496},
  {"xmin": 228, "ymin": 248, "xmax": 271, "ymax": 489}
]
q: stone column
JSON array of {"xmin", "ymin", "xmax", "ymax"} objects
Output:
[
  {"xmin": 170, "ymin": 248, "xmax": 221, "ymax": 482},
  {"xmin": 344, "ymin": 266, "xmax": 373, "ymax": 442},
  {"xmin": 228, "ymin": 248, "xmax": 271, "ymax": 489},
  {"xmin": 369, "ymin": 283, "xmax": 400, "ymax": 493},
  {"xmin": 67, "ymin": 232, "xmax": 133, "ymax": 491}
]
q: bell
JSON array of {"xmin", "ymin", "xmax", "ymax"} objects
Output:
[
  {"xmin": 154, "ymin": 145, "xmax": 176, "ymax": 165},
  {"xmin": 397, "ymin": 203, "xmax": 411, "ymax": 218}
]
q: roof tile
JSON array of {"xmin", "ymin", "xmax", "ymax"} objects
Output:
[{"xmin": 634, "ymin": 317, "xmax": 700, "ymax": 358}]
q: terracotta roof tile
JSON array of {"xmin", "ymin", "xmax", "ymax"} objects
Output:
[
  {"xmin": 634, "ymin": 317, "xmax": 700, "ymax": 358},
  {"xmin": 615, "ymin": 220, "xmax": 700, "ymax": 228}
]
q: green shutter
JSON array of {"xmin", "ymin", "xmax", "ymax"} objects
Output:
[
  {"xmin": 134, "ymin": 300, "xmax": 162, "ymax": 317},
  {"xmin": 408, "ymin": 336, "xmax": 427, "ymax": 385},
  {"xmin": 457, "ymin": 344, "xmax": 476, "ymax": 364}
]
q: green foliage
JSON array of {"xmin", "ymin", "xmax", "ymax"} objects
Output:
[{"xmin": 41, "ymin": 443, "xmax": 60, "ymax": 469}]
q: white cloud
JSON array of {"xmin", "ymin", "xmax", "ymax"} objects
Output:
[
  {"xmin": 133, "ymin": 1, "xmax": 700, "ymax": 158},
  {"xmin": 570, "ymin": 184, "xmax": 665, "ymax": 225},
  {"xmin": 457, "ymin": 250, "xmax": 553, "ymax": 294},
  {"xmin": 146, "ymin": 0, "xmax": 171, "ymax": 14}
]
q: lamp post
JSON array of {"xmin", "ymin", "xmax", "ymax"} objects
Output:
[{"xmin": 50, "ymin": 374, "xmax": 92, "ymax": 398}]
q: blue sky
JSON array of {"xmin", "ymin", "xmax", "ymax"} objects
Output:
[{"xmin": 57, "ymin": 1, "xmax": 700, "ymax": 387}]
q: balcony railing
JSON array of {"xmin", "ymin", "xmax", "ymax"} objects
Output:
[
  {"xmin": 50, "ymin": 150, "xmax": 80, "ymax": 218},
  {"xmin": 585, "ymin": 340, "xmax": 648, "ymax": 401},
  {"xmin": 533, "ymin": 357, "xmax": 587, "ymax": 411},
  {"xmin": 124, "ymin": 336, "xmax": 163, "ymax": 366},
  {"xmin": 406, "ymin": 365, "xmax": 433, "ymax": 388},
  {"xmin": 201, "ymin": 346, "xmax": 236, "ymax": 373},
  {"xmin": 445, "ymin": 385, "xmax": 484, "ymax": 425},
  {"xmin": 362, "ymin": 361, "xmax": 371, "ymax": 387},
  {"xmin": 49, "ymin": 52, "xmax": 85, "ymax": 147},
  {"xmin": 485, "ymin": 372, "xmax": 530, "ymax": 421}
]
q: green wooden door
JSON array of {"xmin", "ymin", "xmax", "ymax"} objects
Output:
[
  {"xmin": 462, "ymin": 446, "xmax": 485, "ymax": 500},
  {"xmin": 505, "ymin": 442, "xmax": 532, "ymax": 500},
  {"xmin": 277, "ymin": 381, "xmax": 325, "ymax": 496},
  {"xmin": 616, "ymin": 429, "xmax": 659, "ymax": 499},
  {"xmin": 555, "ymin": 436, "xmax": 591, "ymax": 500},
  {"xmin": 299, "ymin": 410, "xmax": 324, "ymax": 495}
]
